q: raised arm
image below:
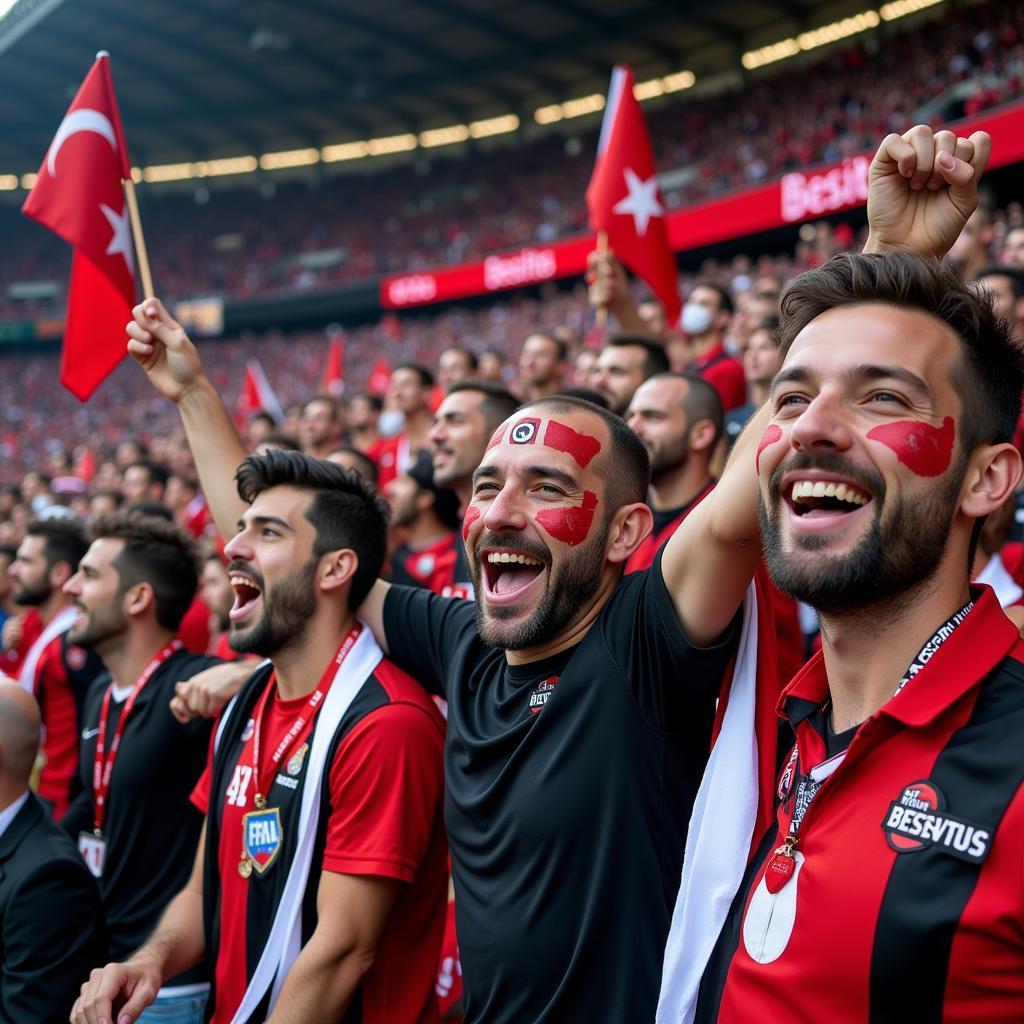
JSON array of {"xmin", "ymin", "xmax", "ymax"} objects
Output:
[
  {"xmin": 126, "ymin": 299, "xmax": 248, "ymax": 539},
  {"xmin": 662, "ymin": 126, "xmax": 990, "ymax": 648}
]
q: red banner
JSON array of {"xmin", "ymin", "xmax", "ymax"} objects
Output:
[{"xmin": 381, "ymin": 101, "xmax": 1024, "ymax": 310}]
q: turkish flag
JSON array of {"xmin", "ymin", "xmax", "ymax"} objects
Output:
[
  {"xmin": 236, "ymin": 359, "xmax": 284, "ymax": 428},
  {"xmin": 322, "ymin": 327, "xmax": 345, "ymax": 397},
  {"xmin": 586, "ymin": 65, "xmax": 680, "ymax": 325},
  {"xmin": 367, "ymin": 356, "xmax": 392, "ymax": 397},
  {"xmin": 22, "ymin": 53, "xmax": 135, "ymax": 401}
]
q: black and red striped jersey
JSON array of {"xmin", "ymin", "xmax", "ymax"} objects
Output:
[
  {"xmin": 389, "ymin": 532, "xmax": 460, "ymax": 596},
  {"xmin": 696, "ymin": 586, "xmax": 1024, "ymax": 1023},
  {"xmin": 193, "ymin": 656, "xmax": 447, "ymax": 1024}
]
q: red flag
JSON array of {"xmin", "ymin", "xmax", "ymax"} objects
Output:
[
  {"xmin": 22, "ymin": 53, "xmax": 136, "ymax": 400},
  {"xmin": 586, "ymin": 65, "xmax": 680, "ymax": 325},
  {"xmin": 236, "ymin": 359, "xmax": 284, "ymax": 428},
  {"xmin": 322, "ymin": 326, "xmax": 345, "ymax": 397},
  {"xmin": 367, "ymin": 356, "xmax": 392, "ymax": 397}
]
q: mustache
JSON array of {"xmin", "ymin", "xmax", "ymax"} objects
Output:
[
  {"xmin": 226, "ymin": 559, "xmax": 265, "ymax": 591},
  {"xmin": 473, "ymin": 531, "xmax": 551, "ymax": 566},
  {"xmin": 768, "ymin": 451, "xmax": 885, "ymax": 502}
]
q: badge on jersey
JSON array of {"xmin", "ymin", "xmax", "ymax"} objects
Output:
[
  {"xmin": 286, "ymin": 742, "xmax": 308, "ymax": 777},
  {"xmin": 882, "ymin": 779, "xmax": 991, "ymax": 863},
  {"xmin": 242, "ymin": 806, "xmax": 283, "ymax": 874},
  {"xmin": 78, "ymin": 831, "xmax": 107, "ymax": 878},
  {"xmin": 241, "ymin": 717, "xmax": 255, "ymax": 742}
]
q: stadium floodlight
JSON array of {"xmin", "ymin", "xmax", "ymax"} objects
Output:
[
  {"xmin": 419, "ymin": 124, "xmax": 471, "ymax": 148},
  {"xmin": 259, "ymin": 148, "xmax": 320, "ymax": 170},
  {"xmin": 321, "ymin": 141, "xmax": 370, "ymax": 163},
  {"xmin": 0, "ymin": 174, "xmax": 17, "ymax": 190},
  {"xmin": 469, "ymin": 114, "xmax": 520, "ymax": 139},
  {"xmin": 20, "ymin": 172, "xmax": 36, "ymax": 188},
  {"xmin": 880, "ymin": 0, "xmax": 944, "ymax": 20},
  {"xmin": 366, "ymin": 133, "xmax": 417, "ymax": 156}
]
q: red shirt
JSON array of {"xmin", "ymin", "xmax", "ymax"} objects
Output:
[
  {"xmin": 689, "ymin": 343, "xmax": 747, "ymax": 413},
  {"xmin": 193, "ymin": 659, "xmax": 446, "ymax": 1024},
  {"xmin": 367, "ymin": 434, "xmax": 410, "ymax": 490},
  {"xmin": 390, "ymin": 533, "xmax": 460, "ymax": 596},
  {"xmin": 1, "ymin": 608, "xmax": 41, "ymax": 678},
  {"xmin": 700, "ymin": 587, "xmax": 1024, "ymax": 1023},
  {"xmin": 177, "ymin": 596, "xmax": 212, "ymax": 655}
]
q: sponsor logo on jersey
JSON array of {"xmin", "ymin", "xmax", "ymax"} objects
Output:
[
  {"xmin": 510, "ymin": 418, "xmax": 540, "ymax": 445},
  {"xmin": 242, "ymin": 806, "xmax": 283, "ymax": 873},
  {"xmin": 416, "ymin": 554, "xmax": 436, "ymax": 578},
  {"xmin": 66, "ymin": 646, "xmax": 87, "ymax": 671},
  {"xmin": 241, "ymin": 718, "xmax": 255, "ymax": 742},
  {"xmin": 528, "ymin": 676, "xmax": 557, "ymax": 716},
  {"xmin": 286, "ymin": 742, "xmax": 308, "ymax": 777},
  {"xmin": 882, "ymin": 779, "xmax": 991, "ymax": 863},
  {"xmin": 274, "ymin": 773, "xmax": 299, "ymax": 790}
]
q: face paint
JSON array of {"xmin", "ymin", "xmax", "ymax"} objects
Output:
[
  {"xmin": 535, "ymin": 491, "xmax": 599, "ymax": 547},
  {"xmin": 866, "ymin": 416, "xmax": 955, "ymax": 478},
  {"xmin": 756, "ymin": 424, "xmax": 784, "ymax": 475},
  {"xmin": 543, "ymin": 420, "xmax": 602, "ymax": 468},
  {"xmin": 462, "ymin": 505, "xmax": 481, "ymax": 541},
  {"xmin": 509, "ymin": 418, "xmax": 540, "ymax": 445},
  {"xmin": 485, "ymin": 425, "xmax": 506, "ymax": 451}
]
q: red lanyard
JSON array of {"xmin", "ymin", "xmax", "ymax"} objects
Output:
[
  {"xmin": 248, "ymin": 624, "xmax": 361, "ymax": 809},
  {"xmin": 92, "ymin": 640, "xmax": 183, "ymax": 835}
]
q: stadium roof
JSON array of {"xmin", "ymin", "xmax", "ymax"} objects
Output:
[{"xmin": 0, "ymin": 0, "xmax": 918, "ymax": 173}]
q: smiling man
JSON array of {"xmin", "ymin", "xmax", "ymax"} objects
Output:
[{"xmin": 74, "ymin": 454, "xmax": 447, "ymax": 1024}]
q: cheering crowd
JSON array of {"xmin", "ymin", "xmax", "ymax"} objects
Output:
[{"xmin": 0, "ymin": 124, "xmax": 1022, "ymax": 1024}]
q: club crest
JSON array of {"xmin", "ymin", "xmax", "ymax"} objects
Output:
[{"xmin": 242, "ymin": 806, "xmax": 283, "ymax": 874}]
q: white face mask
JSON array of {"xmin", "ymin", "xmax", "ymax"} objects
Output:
[
  {"xmin": 680, "ymin": 302, "xmax": 714, "ymax": 335},
  {"xmin": 378, "ymin": 409, "xmax": 406, "ymax": 437}
]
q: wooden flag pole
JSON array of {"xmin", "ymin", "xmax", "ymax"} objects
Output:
[
  {"xmin": 595, "ymin": 230, "xmax": 608, "ymax": 329},
  {"xmin": 122, "ymin": 176, "xmax": 154, "ymax": 299}
]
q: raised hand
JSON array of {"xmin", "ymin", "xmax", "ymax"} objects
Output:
[
  {"xmin": 864, "ymin": 125, "xmax": 991, "ymax": 259},
  {"xmin": 70, "ymin": 960, "xmax": 161, "ymax": 1024},
  {"xmin": 126, "ymin": 299, "xmax": 207, "ymax": 404}
]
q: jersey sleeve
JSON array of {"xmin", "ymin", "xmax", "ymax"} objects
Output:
[
  {"xmin": 321, "ymin": 702, "xmax": 445, "ymax": 882},
  {"xmin": 602, "ymin": 546, "xmax": 740, "ymax": 734},
  {"xmin": 190, "ymin": 726, "xmax": 218, "ymax": 815},
  {"xmin": 382, "ymin": 584, "xmax": 477, "ymax": 698}
]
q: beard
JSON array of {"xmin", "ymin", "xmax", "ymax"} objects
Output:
[
  {"xmin": 14, "ymin": 578, "xmax": 51, "ymax": 607},
  {"xmin": 649, "ymin": 437, "xmax": 688, "ymax": 483},
  {"xmin": 229, "ymin": 557, "xmax": 318, "ymax": 657},
  {"xmin": 471, "ymin": 521, "xmax": 609, "ymax": 651},
  {"xmin": 68, "ymin": 601, "xmax": 127, "ymax": 652},
  {"xmin": 759, "ymin": 451, "xmax": 965, "ymax": 615}
]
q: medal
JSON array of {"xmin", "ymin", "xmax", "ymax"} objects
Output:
[
  {"xmin": 765, "ymin": 837, "xmax": 797, "ymax": 894},
  {"xmin": 238, "ymin": 855, "xmax": 253, "ymax": 878}
]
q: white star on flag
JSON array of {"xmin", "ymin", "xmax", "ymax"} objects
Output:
[
  {"xmin": 611, "ymin": 167, "xmax": 664, "ymax": 237},
  {"xmin": 100, "ymin": 201, "xmax": 134, "ymax": 275}
]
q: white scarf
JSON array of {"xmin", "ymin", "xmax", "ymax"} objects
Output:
[
  {"xmin": 224, "ymin": 624, "xmax": 383, "ymax": 1024},
  {"xmin": 657, "ymin": 585, "xmax": 760, "ymax": 1024},
  {"xmin": 17, "ymin": 605, "xmax": 78, "ymax": 693}
]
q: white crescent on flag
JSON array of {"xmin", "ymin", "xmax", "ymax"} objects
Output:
[{"xmin": 47, "ymin": 108, "xmax": 118, "ymax": 177}]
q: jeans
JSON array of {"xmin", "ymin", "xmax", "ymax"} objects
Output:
[{"xmin": 137, "ymin": 991, "xmax": 208, "ymax": 1024}]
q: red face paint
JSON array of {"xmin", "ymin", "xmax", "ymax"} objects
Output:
[
  {"xmin": 462, "ymin": 505, "xmax": 481, "ymax": 541},
  {"xmin": 485, "ymin": 425, "xmax": 506, "ymax": 451},
  {"xmin": 756, "ymin": 424, "xmax": 783, "ymax": 475},
  {"xmin": 535, "ymin": 491, "xmax": 599, "ymax": 547},
  {"xmin": 866, "ymin": 417, "xmax": 955, "ymax": 477},
  {"xmin": 543, "ymin": 420, "xmax": 602, "ymax": 468},
  {"xmin": 509, "ymin": 418, "xmax": 541, "ymax": 445}
]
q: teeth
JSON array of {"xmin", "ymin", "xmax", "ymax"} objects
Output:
[
  {"xmin": 486, "ymin": 552, "xmax": 543, "ymax": 566},
  {"xmin": 230, "ymin": 575, "xmax": 261, "ymax": 592},
  {"xmin": 789, "ymin": 480, "xmax": 869, "ymax": 506}
]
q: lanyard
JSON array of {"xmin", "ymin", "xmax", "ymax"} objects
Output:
[
  {"xmin": 765, "ymin": 599, "xmax": 974, "ymax": 893},
  {"xmin": 248, "ymin": 625, "xmax": 361, "ymax": 809},
  {"xmin": 92, "ymin": 640, "xmax": 183, "ymax": 835}
]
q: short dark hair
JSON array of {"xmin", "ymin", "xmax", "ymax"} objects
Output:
[
  {"xmin": 975, "ymin": 265, "xmax": 1024, "ymax": 301},
  {"xmin": 126, "ymin": 460, "xmax": 170, "ymax": 490},
  {"xmin": 0, "ymin": 544, "xmax": 18, "ymax": 565},
  {"xmin": 447, "ymin": 379, "xmax": 520, "ymax": 432},
  {"xmin": 259, "ymin": 433, "xmax": 302, "ymax": 452},
  {"xmin": 352, "ymin": 392, "xmax": 383, "ymax": 413},
  {"xmin": 554, "ymin": 387, "xmax": 610, "ymax": 409},
  {"xmin": 328, "ymin": 447, "xmax": 379, "ymax": 486},
  {"xmin": 693, "ymin": 281, "xmax": 735, "ymax": 316},
  {"xmin": 645, "ymin": 372, "xmax": 725, "ymax": 446},
  {"xmin": 753, "ymin": 313, "xmax": 781, "ymax": 338},
  {"xmin": 250, "ymin": 410, "xmax": 277, "ymax": 428},
  {"xmin": 779, "ymin": 251, "xmax": 1024, "ymax": 452},
  {"xmin": 526, "ymin": 332, "xmax": 569, "ymax": 363},
  {"xmin": 25, "ymin": 519, "xmax": 88, "ymax": 574},
  {"xmin": 520, "ymin": 395, "xmax": 650, "ymax": 510},
  {"xmin": 608, "ymin": 334, "xmax": 671, "ymax": 378},
  {"xmin": 89, "ymin": 511, "xmax": 200, "ymax": 632},
  {"xmin": 394, "ymin": 363, "xmax": 435, "ymax": 389},
  {"xmin": 302, "ymin": 395, "xmax": 340, "ymax": 420},
  {"xmin": 443, "ymin": 347, "xmax": 479, "ymax": 372},
  {"xmin": 234, "ymin": 450, "xmax": 389, "ymax": 610}
]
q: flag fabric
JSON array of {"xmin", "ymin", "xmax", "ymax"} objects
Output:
[
  {"xmin": 657, "ymin": 567, "xmax": 785, "ymax": 1023},
  {"xmin": 237, "ymin": 359, "xmax": 284, "ymax": 427},
  {"xmin": 22, "ymin": 53, "xmax": 136, "ymax": 401},
  {"xmin": 367, "ymin": 356, "xmax": 392, "ymax": 397},
  {"xmin": 322, "ymin": 328, "xmax": 345, "ymax": 396},
  {"xmin": 586, "ymin": 65, "xmax": 681, "ymax": 325}
]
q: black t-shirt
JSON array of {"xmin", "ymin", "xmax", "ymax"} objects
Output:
[
  {"xmin": 63, "ymin": 648, "xmax": 220, "ymax": 976},
  {"xmin": 383, "ymin": 549, "xmax": 738, "ymax": 1023}
]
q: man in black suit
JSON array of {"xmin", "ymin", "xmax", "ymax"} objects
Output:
[{"xmin": 0, "ymin": 678, "xmax": 105, "ymax": 1022}]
